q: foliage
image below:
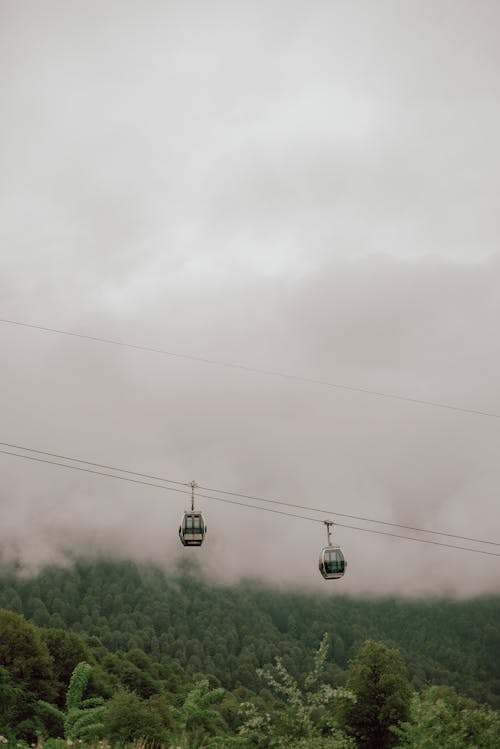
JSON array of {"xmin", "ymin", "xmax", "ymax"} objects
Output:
[
  {"xmin": 239, "ymin": 634, "xmax": 355, "ymax": 748},
  {"xmin": 0, "ymin": 666, "xmax": 30, "ymax": 740},
  {"xmin": 1, "ymin": 561, "xmax": 499, "ymax": 707},
  {"xmin": 393, "ymin": 686, "xmax": 500, "ymax": 748},
  {"xmin": 36, "ymin": 700, "xmax": 65, "ymax": 740},
  {"xmin": 2, "ymin": 562, "xmax": 500, "ymax": 706},
  {"xmin": 0, "ymin": 609, "xmax": 54, "ymax": 701},
  {"xmin": 37, "ymin": 662, "xmax": 106, "ymax": 742},
  {"xmin": 104, "ymin": 690, "xmax": 167, "ymax": 744},
  {"xmin": 40, "ymin": 629, "xmax": 90, "ymax": 708},
  {"xmin": 337, "ymin": 640, "xmax": 411, "ymax": 749},
  {"xmin": 171, "ymin": 678, "xmax": 227, "ymax": 747},
  {"xmin": 1, "ymin": 561, "xmax": 500, "ymax": 744},
  {"xmin": 64, "ymin": 662, "xmax": 107, "ymax": 741}
]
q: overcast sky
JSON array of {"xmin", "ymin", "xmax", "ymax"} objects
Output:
[{"xmin": 1, "ymin": 0, "xmax": 500, "ymax": 597}]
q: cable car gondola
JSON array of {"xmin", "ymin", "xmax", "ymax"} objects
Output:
[
  {"xmin": 179, "ymin": 481, "xmax": 207, "ymax": 546},
  {"xmin": 319, "ymin": 520, "xmax": 346, "ymax": 579}
]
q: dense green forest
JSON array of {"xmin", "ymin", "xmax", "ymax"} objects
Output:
[{"xmin": 1, "ymin": 559, "xmax": 499, "ymax": 747}]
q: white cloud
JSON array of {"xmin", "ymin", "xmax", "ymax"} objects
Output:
[{"xmin": 1, "ymin": 1, "xmax": 500, "ymax": 595}]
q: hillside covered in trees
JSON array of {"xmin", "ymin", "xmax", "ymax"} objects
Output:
[{"xmin": 1, "ymin": 559, "xmax": 499, "ymax": 747}]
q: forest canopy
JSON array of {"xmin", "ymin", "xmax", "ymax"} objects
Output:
[{"xmin": 0, "ymin": 559, "xmax": 499, "ymax": 746}]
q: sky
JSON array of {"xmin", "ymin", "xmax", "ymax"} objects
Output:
[{"xmin": 1, "ymin": 0, "xmax": 499, "ymax": 597}]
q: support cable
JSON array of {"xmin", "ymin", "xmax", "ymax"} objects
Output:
[
  {"xmin": 0, "ymin": 440, "xmax": 497, "ymax": 547},
  {"xmin": 1, "ymin": 446, "xmax": 499, "ymax": 558},
  {"xmin": 1, "ymin": 317, "xmax": 499, "ymax": 419}
]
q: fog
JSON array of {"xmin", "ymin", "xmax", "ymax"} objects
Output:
[{"xmin": 1, "ymin": 1, "xmax": 499, "ymax": 596}]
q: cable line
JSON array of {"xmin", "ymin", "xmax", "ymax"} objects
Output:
[
  {"xmin": 0, "ymin": 448, "xmax": 192, "ymax": 496},
  {"xmin": 1, "ymin": 440, "xmax": 498, "ymax": 548},
  {"xmin": 1, "ymin": 317, "xmax": 499, "ymax": 420},
  {"xmin": 1, "ymin": 447, "xmax": 499, "ymax": 558},
  {"xmin": 197, "ymin": 483, "xmax": 500, "ymax": 547},
  {"xmin": 0, "ymin": 441, "xmax": 190, "ymax": 488}
]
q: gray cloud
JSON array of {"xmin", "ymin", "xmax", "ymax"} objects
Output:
[{"xmin": 1, "ymin": 1, "xmax": 499, "ymax": 596}]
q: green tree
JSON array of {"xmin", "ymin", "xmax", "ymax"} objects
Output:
[
  {"xmin": 3, "ymin": 562, "xmax": 500, "ymax": 710},
  {"xmin": 393, "ymin": 686, "xmax": 500, "ymax": 749},
  {"xmin": 337, "ymin": 640, "xmax": 411, "ymax": 749},
  {"xmin": 38, "ymin": 662, "xmax": 106, "ymax": 742},
  {"xmin": 0, "ymin": 666, "xmax": 30, "ymax": 739},
  {"xmin": 239, "ymin": 634, "xmax": 355, "ymax": 748},
  {"xmin": 0, "ymin": 609, "xmax": 54, "ymax": 701},
  {"xmin": 40, "ymin": 629, "xmax": 90, "ymax": 707},
  {"xmin": 172, "ymin": 678, "xmax": 227, "ymax": 746},
  {"xmin": 105, "ymin": 690, "xmax": 167, "ymax": 744}
]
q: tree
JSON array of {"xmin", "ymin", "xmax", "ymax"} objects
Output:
[
  {"xmin": 104, "ymin": 690, "xmax": 166, "ymax": 744},
  {"xmin": 337, "ymin": 640, "xmax": 411, "ymax": 749},
  {"xmin": 172, "ymin": 678, "xmax": 227, "ymax": 746},
  {"xmin": 0, "ymin": 666, "xmax": 31, "ymax": 739},
  {"xmin": 40, "ymin": 629, "xmax": 90, "ymax": 707},
  {"xmin": 239, "ymin": 634, "xmax": 355, "ymax": 748},
  {"xmin": 38, "ymin": 661, "xmax": 106, "ymax": 742},
  {"xmin": 0, "ymin": 609, "xmax": 54, "ymax": 701},
  {"xmin": 392, "ymin": 686, "xmax": 500, "ymax": 749}
]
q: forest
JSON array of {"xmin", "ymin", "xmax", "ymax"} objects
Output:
[{"xmin": 1, "ymin": 558, "xmax": 499, "ymax": 748}]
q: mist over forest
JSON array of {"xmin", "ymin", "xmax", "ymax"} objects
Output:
[
  {"xmin": 2, "ymin": 0, "xmax": 500, "ymax": 597},
  {"xmin": 2, "ymin": 2, "xmax": 500, "ymax": 746},
  {"xmin": 2, "ymin": 256, "xmax": 500, "ymax": 597}
]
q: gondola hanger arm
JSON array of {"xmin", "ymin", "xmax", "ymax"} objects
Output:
[
  {"xmin": 190, "ymin": 480, "xmax": 197, "ymax": 511},
  {"xmin": 324, "ymin": 519, "xmax": 335, "ymax": 546}
]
